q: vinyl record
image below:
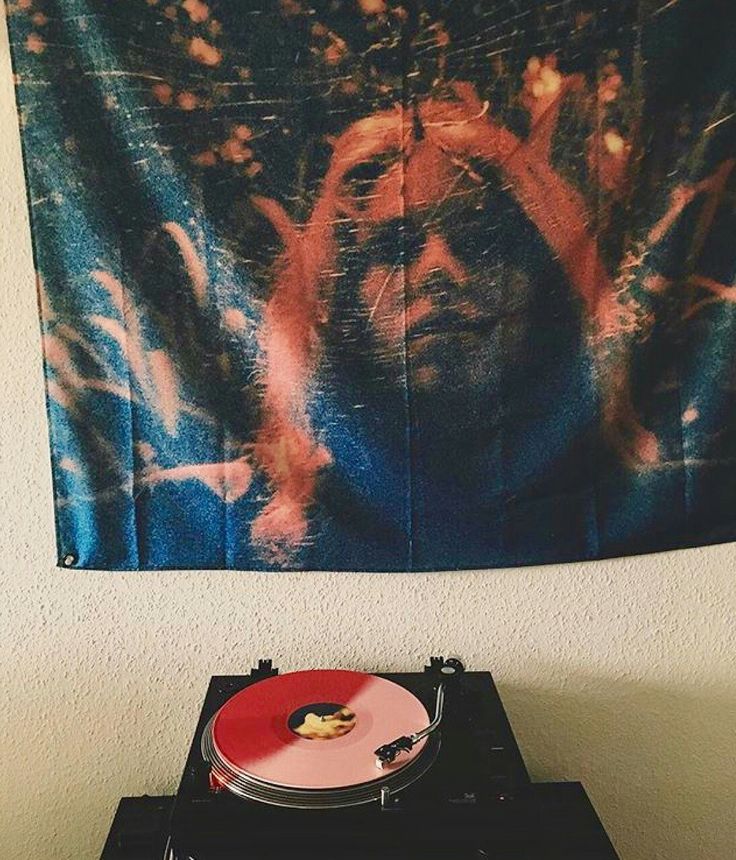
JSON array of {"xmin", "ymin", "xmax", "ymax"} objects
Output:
[{"xmin": 209, "ymin": 670, "xmax": 430, "ymax": 792}]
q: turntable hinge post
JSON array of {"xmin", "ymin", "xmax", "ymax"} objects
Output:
[{"xmin": 251, "ymin": 659, "xmax": 278, "ymax": 679}]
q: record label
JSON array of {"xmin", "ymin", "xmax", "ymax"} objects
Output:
[{"xmin": 287, "ymin": 703, "xmax": 357, "ymax": 740}]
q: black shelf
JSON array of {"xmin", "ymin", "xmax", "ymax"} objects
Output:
[{"xmin": 100, "ymin": 783, "xmax": 620, "ymax": 859}]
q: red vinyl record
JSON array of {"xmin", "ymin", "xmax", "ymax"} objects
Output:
[{"xmin": 211, "ymin": 670, "xmax": 430, "ymax": 790}]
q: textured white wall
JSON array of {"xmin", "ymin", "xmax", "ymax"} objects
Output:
[{"xmin": 1, "ymin": 13, "xmax": 735, "ymax": 860}]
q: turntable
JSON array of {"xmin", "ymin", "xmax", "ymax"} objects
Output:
[{"xmin": 155, "ymin": 657, "xmax": 619, "ymax": 860}]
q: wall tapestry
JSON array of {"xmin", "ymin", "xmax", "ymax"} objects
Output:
[{"xmin": 5, "ymin": 0, "xmax": 736, "ymax": 570}]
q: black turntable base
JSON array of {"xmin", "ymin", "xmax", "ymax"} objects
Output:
[{"xmin": 100, "ymin": 658, "xmax": 620, "ymax": 859}]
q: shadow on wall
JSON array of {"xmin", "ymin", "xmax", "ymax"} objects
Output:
[{"xmin": 501, "ymin": 672, "xmax": 735, "ymax": 860}]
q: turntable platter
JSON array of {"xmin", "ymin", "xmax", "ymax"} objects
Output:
[{"xmin": 202, "ymin": 669, "xmax": 437, "ymax": 807}]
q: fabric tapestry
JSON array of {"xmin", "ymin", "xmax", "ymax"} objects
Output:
[{"xmin": 5, "ymin": 0, "xmax": 736, "ymax": 570}]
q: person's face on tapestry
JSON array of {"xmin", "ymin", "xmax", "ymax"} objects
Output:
[{"xmin": 12, "ymin": 0, "xmax": 735, "ymax": 569}]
